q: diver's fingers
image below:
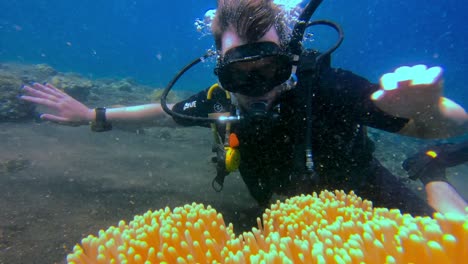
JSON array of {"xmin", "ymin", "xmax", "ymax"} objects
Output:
[
  {"xmin": 381, "ymin": 65, "xmax": 443, "ymax": 90},
  {"xmin": 22, "ymin": 85, "xmax": 60, "ymax": 102},
  {"xmin": 39, "ymin": 113, "xmax": 71, "ymax": 123},
  {"xmin": 370, "ymin": 89, "xmax": 385, "ymax": 101},
  {"xmin": 411, "ymin": 66, "xmax": 443, "ymax": 86},
  {"xmin": 379, "ymin": 72, "xmax": 398, "ymax": 91},
  {"xmin": 33, "ymin": 82, "xmax": 67, "ymax": 98},
  {"xmin": 20, "ymin": 95, "xmax": 58, "ymax": 109}
]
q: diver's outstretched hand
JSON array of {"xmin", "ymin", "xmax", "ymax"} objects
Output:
[
  {"xmin": 371, "ymin": 65, "xmax": 468, "ymax": 138},
  {"xmin": 21, "ymin": 83, "xmax": 93, "ymax": 125}
]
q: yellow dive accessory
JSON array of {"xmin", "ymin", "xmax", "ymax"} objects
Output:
[
  {"xmin": 207, "ymin": 83, "xmax": 240, "ymax": 191},
  {"xmin": 425, "ymin": 150, "xmax": 438, "ymax": 159},
  {"xmin": 225, "ymin": 133, "xmax": 240, "ymax": 172}
]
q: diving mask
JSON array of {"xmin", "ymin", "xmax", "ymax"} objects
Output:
[{"xmin": 215, "ymin": 42, "xmax": 293, "ymax": 97}]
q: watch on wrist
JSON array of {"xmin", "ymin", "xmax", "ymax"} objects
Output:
[{"xmin": 90, "ymin": 107, "xmax": 112, "ymax": 132}]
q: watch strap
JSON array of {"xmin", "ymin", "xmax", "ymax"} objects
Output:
[{"xmin": 91, "ymin": 107, "xmax": 112, "ymax": 132}]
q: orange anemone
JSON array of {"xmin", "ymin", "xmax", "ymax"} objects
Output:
[{"xmin": 67, "ymin": 190, "xmax": 468, "ymax": 264}]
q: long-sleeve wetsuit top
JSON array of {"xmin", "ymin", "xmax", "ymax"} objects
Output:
[{"xmin": 171, "ymin": 51, "xmax": 409, "ymax": 201}]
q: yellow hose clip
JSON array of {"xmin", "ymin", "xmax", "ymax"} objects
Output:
[
  {"xmin": 207, "ymin": 83, "xmax": 230, "ymax": 100},
  {"xmin": 206, "ymin": 84, "xmax": 240, "ymax": 173},
  {"xmin": 207, "ymin": 83, "xmax": 231, "ymax": 144},
  {"xmin": 225, "ymin": 133, "xmax": 240, "ymax": 172}
]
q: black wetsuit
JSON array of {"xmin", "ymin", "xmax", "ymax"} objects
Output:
[{"xmin": 172, "ymin": 51, "xmax": 434, "ymax": 215}]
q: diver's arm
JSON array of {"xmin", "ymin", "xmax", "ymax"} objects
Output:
[
  {"xmin": 425, "ymin": 181, "xmax": 467, "ymax": 216},
  {"xmin": 106, "ymin": 104, "xmax": 177, "ymax": 127},
  {"xmin": 371, "ymin": 65, "xmax": 468, "ymax": 138},
  {"xmin": 403, "ymin": 142, "xmax": 468, "ymax": 215},
  {"xmin": 397, "ymin": 102, "xmax": 468, "ymax": 138},
  {"xmin": 319, "ymin": 67, "xmax": 410, "ymax": 133},
  {"xmin": 21, "ymin": 82, "xmax": 177, "ymax": 127}
]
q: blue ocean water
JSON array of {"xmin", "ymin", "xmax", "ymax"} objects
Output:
[
  {"xmin": 0, "ymin": 0, "xmax": 467, "ymax": 107},
  {"xmin": 1, "ymin": 2, "xmax": 468, "ymax": 262}
]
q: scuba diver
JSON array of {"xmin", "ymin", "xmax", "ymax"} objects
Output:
[{"xmin": 21, "ymin": 0, "xmax": 468, "ymax": 216}]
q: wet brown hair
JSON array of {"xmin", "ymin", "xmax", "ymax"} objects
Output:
[{"xmin": 212, "ymin": 0, "xmax": 288, "ymax": 51}]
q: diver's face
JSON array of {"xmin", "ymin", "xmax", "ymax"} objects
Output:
[{"xmin": 220, "ymin": 27, "xmax": 283, "ymax": 111}]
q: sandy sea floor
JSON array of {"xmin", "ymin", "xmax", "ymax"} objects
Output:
[{"xmin": 0, "ymin": 121, "xmax": 467, "ymax": 263}]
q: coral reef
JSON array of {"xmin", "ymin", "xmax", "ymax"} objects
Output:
[
  {"xmin": 0, "ymin": 73, "xmax": 35, "ymax": 121},
  {"xmin": 0, "ymin": 62, "xmax": 60, "ymax": 121},
  {"xmin": 49, "ymin": 74, "xmax": 94, "ymax": 102},
  {"xmin": 0, "ymin": 62, "xmax": 190, "ymax": 122},
  {"xmin": 34, "ymin": 64, "xmax": 58, "ymax": 79},
  {"xmin": 149, "ymin": 88, "xmax": 181, "ymax": 104},
  {"xmin": 86, "ymin": 78, "xmax": 152, "ymax": 107}
]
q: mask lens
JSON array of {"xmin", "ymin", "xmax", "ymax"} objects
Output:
[{"xmin": 218, "ymin": 54, "xmax": 292, "ymax": 96}]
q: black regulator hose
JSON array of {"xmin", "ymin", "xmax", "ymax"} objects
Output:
[
  {"xmin": 289, "ymin": 0, "xmax": 324, "ymax": 56},
  {"xmin": 307, "ymin": 20, "xmax": 344, "ymax": 63},
  {"xmin": 160, "ymin": 52, "xmax": 219, "ymax": 122},
  {"xmin": 302, "ymin": 19, "xmax": 343, "ymax": 175}
]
